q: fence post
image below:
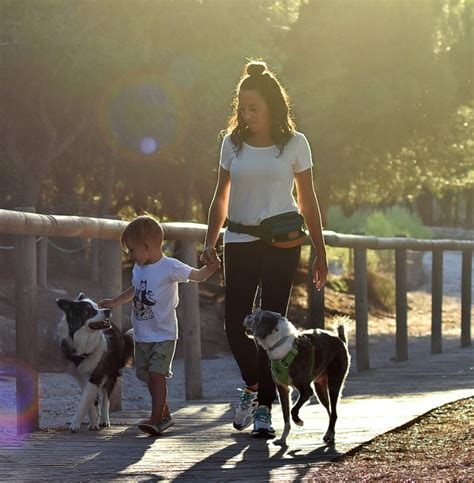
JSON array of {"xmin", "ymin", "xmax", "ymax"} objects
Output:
[
  {"xmin": 395, "ymin": 242, "xmax": 408, "ymax": 361},
  {"xmin": 461, "ymin": 249, "xmax": 472, "ymax": 347},
  {"xmin": 102, "ymin": 215, "xmax": 123, "ymax": 411},
  {"xmin": 179, "ymin": 240, "xmax": 202, "ymax": 400},
  {"xmin": 354, "ymin": 245, "xmax": 369, "ymax": 370},
  {"xmin": 431, "ymin": 249, "xmax": 443, "ymax": 354},
  {"xmin": 307, "ymin": 245, "xmax": 325, "ymax": 329},
  {"xmin": 14, "ymin": 206, "xmax": 39, "ymax": 434},
  {"xmin": 37, "ymin": 237, "xmax": 48, "ymax": 288},
  {"xmin": 90, "ymin": 239, "xmax": 100, "ymax": 284}
]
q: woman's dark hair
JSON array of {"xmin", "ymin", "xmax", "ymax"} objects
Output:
[{"xmin": 225, "ymin": 60, "xmax": 296, "ymax": 154}]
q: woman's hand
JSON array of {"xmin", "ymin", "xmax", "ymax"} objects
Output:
[
  {"xmin": 200, "ymin": 245, "xmax": 221, "ymax": 266},
  {"xmin": 312, "ymin": 256, "xmax": 328, "ymax": 291}
]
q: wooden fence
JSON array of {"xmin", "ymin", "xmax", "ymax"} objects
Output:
[{"xmin": 0, "ymin": 208, "xmax": 472, "ymax": 434}]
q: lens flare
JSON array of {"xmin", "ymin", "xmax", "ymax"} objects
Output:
[
  {"xmin": 139, "ymin": 136, "xmax": 158, "ymax": 155},
  {"xmin": 98, "ymin": 71, "xmax": 188, "ymax": 161},
  {"xmin": 0, "ymin": 357, "xmax": 39, "ymax": 446}
]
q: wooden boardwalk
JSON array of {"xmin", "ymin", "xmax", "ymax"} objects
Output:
[{"xmin": 1, "ymin": 346, "xmax": 473, "ymax": 482}]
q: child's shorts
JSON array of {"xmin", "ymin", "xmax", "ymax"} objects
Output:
[{"xmin": 135, "ymin": 340, "xmax": 177, "ymax": 382}]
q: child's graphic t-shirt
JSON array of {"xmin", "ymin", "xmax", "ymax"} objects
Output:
[{"xmin": 131, "ymin": 256, "xmax": 192, "ymax": 342}]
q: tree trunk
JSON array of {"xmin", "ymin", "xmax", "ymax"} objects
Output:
[{"xmin": 98, "ymin": 159, "xmax": 116, "ymax": 217}]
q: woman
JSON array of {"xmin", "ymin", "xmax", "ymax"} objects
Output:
[{"xmin": 201, "ymin": 60, "xmax": 328, "ymax": 438}]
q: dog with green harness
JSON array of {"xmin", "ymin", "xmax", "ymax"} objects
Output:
[{"xmin": 244, "ymin": 309, "xmax": 350, "ymax": 446}]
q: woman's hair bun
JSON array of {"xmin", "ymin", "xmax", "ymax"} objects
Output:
[{"xmin": 246, "ymin": 62, "xmax": 266, "ymax": 77}]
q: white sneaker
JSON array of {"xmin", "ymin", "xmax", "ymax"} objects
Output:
[
  {"xmin": 233, "ymin": 388, "xmax": 258, "ymax": 430},
  {"xmin": 251, "ymin": 405, "xmax": 276, "ymax": 439}
]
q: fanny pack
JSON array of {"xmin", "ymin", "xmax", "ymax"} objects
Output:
[{"xmin": 227, "ymin": 211, "xmax": 307, "ymax": 248}]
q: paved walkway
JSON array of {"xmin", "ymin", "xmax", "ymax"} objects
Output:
[{"xmin": 1, "ymin": 346, "xmax": 473, "ymax": 481}]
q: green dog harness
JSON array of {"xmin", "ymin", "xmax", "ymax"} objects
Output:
[{"xmin": 271, "ymin": 342, "xmax": 299, "ymax": 386}]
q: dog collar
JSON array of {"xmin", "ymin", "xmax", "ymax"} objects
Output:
[
  {"xmin": 70, "ymin": 354, "xmax": 88, "ymax": 367},
  {"xmin": 268, "ymin": 335, "xmax": 289, "ymax": 352},
  {"xmin": 271, "ymin": 342, "xmax": 299, "ymax": 386}
]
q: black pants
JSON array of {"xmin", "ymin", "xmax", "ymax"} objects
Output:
[{"xmin": 223, "ymin": 240, "xmax": 301, "ymax": 408}]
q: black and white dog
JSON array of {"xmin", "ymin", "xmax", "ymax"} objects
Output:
[
  {"xmin": 244, "ymin": 309, "xmax": 350, "ymax": 446},
  {"xmin": 57, "ymin": 293, "xmax": 134, "ymax": 433}
]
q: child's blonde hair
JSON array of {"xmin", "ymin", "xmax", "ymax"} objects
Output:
[{"xmin": 120, "ymin": 215, "xmax": 164, "ymax": 251}]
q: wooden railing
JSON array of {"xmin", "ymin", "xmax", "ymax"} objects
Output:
[{"xmin": 0, "ymin": 208, "xmax": 472, "ymax": 434}]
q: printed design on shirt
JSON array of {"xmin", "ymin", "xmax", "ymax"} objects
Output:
[{"xmin": 133, "ymin": 280, "xmax": 156, "ymax": 321}]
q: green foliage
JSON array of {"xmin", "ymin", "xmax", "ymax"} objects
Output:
[
  {"xmin": 284, "ymin": 0, "xmax": 472, "ymax": 213},
  {"xmin": 0, "ymin": 0, "xmax": 294, "ymax": 215},
  {"xmin": 367, "ymin": 270, "xmax": 395, "ymax": 311},
  {"xmin": 328, "ymin": 206, "xmax": 432, "ymax": 239},
  {"xmin": 327, "ymin": 205, "xmax": 431, "ymax": 277},
  {"xmin": 326, "ymin": 267, "xmax": 395, "ymax": 311},
  {"xmin": 0, "ymin": 0, "xmax": 471, "ymax": 226},
  {"xmin": 325, "ymin": 274, "xmax": 349, "ymax": 294}
]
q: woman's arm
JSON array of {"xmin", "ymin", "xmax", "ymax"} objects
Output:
[
  {"xmin": 200, "ymin": 167, "xmax": 230, "ymax": 265},
  {"xmin": 294, "ymin": 168, "xmax": 328, "ymax": 290}
]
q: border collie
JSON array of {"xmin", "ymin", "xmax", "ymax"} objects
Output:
[
  {"xmin": 57, "ymin": 293, "xmax": 134, "ymax": 433},
  {"xmin": 244, "ymin": 309, "xmax": 350, "ymax": 446}
]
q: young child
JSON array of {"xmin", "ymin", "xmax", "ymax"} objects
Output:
[{"xmin": 99, "ymin": 215, "xmax": 220, "ymax": 436}]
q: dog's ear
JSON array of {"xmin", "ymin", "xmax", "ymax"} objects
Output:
[
  {"xmin": 56, "ymin": 298, "xmax": 74, "ymax": 313},
  {"xmin": 259, "ymin": 309, "xmax": 280, "ymax": 324},
  {"xmin": 76, "ymin": 293, "xmax": 86, "ymax": 301},
  {"xmin": 250, "ymin": 308, "xmax": 264, "ymax": 325}
]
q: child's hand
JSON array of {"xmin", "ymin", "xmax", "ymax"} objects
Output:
[
  {"xmin": 207, "ymin": 259, "xmax": 221, "ymax": 273},
  {"xmin": 200, "ymin": 246, "xmax": 220, "ymax": 266},
  {"xmin": 98, "ymin": 298, "xmax": 115, "ymax": 309}
]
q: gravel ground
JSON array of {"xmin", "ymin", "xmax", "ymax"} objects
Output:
[{"xmin": 0, "ymin": 355, "xmax": 242, "ymax": 435}]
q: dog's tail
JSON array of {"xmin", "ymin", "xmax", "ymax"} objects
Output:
[
  {"xmin": 332, "ymin": 315, "xmax": 351, "ymax": 345},
  {"xmin": 337, "ymin": 325, "xmax": 347, "ymax": 344}
]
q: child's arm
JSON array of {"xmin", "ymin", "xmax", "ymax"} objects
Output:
[
  {"xmin": 99, "ymin": 286, "xmax": 134, "ymax": 308},
  {"xmin": 188, "ymin": 260, "xmax": 220, "ymax": 283}
]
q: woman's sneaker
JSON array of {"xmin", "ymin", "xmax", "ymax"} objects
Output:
[
  {"xmin": 233, "ymin": 388, "xmax": 258, "ymax": 430},
  {"xmin": 251, "ymin": 405, "xmax": 276, "ymax": 439}
]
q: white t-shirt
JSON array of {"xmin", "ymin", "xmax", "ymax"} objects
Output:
[
  {"xmin": 131, "ymin": 256, "xmax": 193, "ymax": 342},
  {"xmin": 220, "ymin": 131, "xmax": 313, "ymax": 243}
]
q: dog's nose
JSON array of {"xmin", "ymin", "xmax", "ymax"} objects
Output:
[
  {"xmin": 244, "ymin": 323, "xmax": 254, "ymax": 336},
  {"xmin": 103, "ymin": 309, "xmax": 111, "ymax": 318}
]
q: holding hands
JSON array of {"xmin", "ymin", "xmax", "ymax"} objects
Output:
[{"xmin": 200, "ymin": 245, "xmax": 221, "ymax": 267}]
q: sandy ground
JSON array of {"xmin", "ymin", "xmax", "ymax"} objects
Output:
[{"xmin": 0, "ymin": 251, "xmax": 471, "ymax": 437}]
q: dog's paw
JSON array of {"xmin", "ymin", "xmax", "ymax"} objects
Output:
[
  {"xmin": 291, "ymin": 413, "xmax": 304, "ymax": 426},
  {"xmin": 323, "ymin": 430, "xmax": 335, "ymax": 444},
  {"xmin": 273, "ymin": 438, "xmax": 288, "ymax": 447},
  {"xmin": 88, "ymin": 423, "xmax": 100, "ymax": 431},
  {"xmin": 69, "ymin": 423, "xmax": 80, "ymax": 433},
  {"xmin": 99, "ymin": 421, "xmax": 110, "ymax": 428}
]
